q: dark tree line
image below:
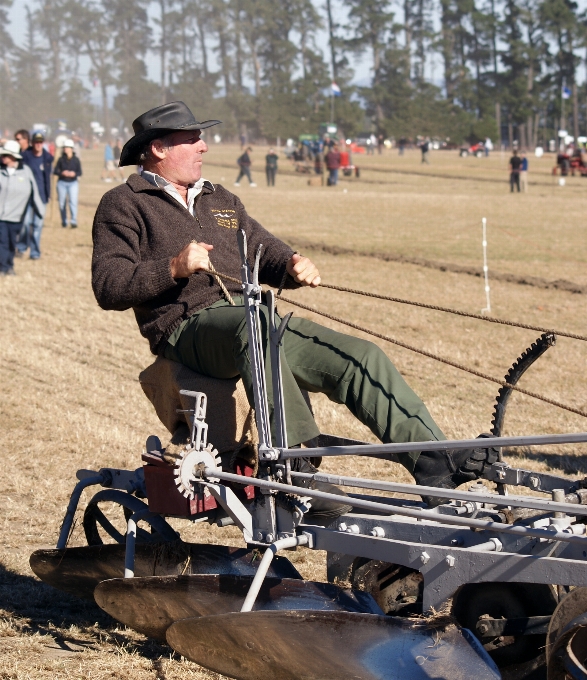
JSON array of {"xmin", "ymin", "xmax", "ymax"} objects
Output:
[{"xmin": 0, "ymin": 0, "xmax": 586, "ymax": 146}]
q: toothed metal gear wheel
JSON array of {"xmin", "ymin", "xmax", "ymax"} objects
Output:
[{"xmin": 173, "ymin": 443, "xmax": 221, "ymax": 500}]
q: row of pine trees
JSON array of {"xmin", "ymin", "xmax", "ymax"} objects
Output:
[{"xmin": 0, "ymin": 0, "xmax": 585, "ymax": 145}]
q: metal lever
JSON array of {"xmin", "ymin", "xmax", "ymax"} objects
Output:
[
  {"xmin": 267, "ymin": 290, "xmax": 292, "ymax": 483},
  {"xmin": 267, "ymin": 290, "xmax": 291, "ymax": 450},
  {"xmin": 237, "ymin": 229, "xmax": 274, "ymax": 460}
]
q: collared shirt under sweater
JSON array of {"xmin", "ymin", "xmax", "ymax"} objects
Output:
[{"xmin": 92, "ymin": 173, "xmax": 297, "ymax": 355}]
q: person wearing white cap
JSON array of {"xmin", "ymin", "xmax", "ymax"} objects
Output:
[
  {"xmin": 0, "ymin": 139, "xmax": 45, "ymax": 275},
  {"xmin": 53, "ymin": 138, "xmax": 82, "ymax": 228}
]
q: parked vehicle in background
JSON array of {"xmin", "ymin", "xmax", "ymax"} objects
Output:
[
  {"xmin": 553, "ymin": 148, "xmax": 587, "ymax": 177},
  {"xmin": 460, "ymin": 142, "xmax": 485, "ymax": 157}
]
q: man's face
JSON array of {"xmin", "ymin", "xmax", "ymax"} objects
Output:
[
  {"xmin": 153, "ymin": 130, "xmax": 208, "ymax": 185},
  {"xmin": 15, "ymin": 135, "xmax": 28, "ymax": 151},
  {"xmin": 33, "ymin": 139, "xmax": 44, "ymax": 156}
]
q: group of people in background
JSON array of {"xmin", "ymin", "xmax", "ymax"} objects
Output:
[
  {"xmin": 234, "ymin": 144, "xmax": 350, "ymax": 188},
  {"xmin": 0, "ymin": 129, "xmax": 82, "ymax": 276},
  {"xmin": 235, "ymin": 147, "xmax": 279, "ymax": 188}
]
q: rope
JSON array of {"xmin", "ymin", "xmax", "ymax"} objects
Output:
[
  {"xmin": 208, "ymin": 261, "xmax": 236, "ymax": 306},
  {"xmin": 210, "ymin": 269, "xmax": 587, "ymax": 419},
  {"xmin": 277, "ymin": 294, "xmax": 587, "ymax": 420},
  {"xmin": 318, "ymin": 282, "xmax": 587, "ymax": 343},
  {"xmin": 190, "ymin": 241, "xmax": 236, "ymax": 306}
]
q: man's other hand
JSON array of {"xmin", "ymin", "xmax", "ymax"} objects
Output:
[
  {"xmin": 170, "ymin": 242, "xmax": 214, "ymax": 279},
  {"xmin": 286, "ymin": 253, "xmax": 321, "ymax": 287}
]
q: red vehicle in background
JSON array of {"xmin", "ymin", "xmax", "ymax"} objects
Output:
[
  {"xmin": 340, "ymin": 148, "xmax": 360, "ymax": 178},
  {"xmin": 553, "ymin": 148, "xmax": 587, "ymax": 176},
  {"xmin": 347, "ymin": 141, "xmax": 366, "ymax": 154},
  {"xmin": 459, "ymin": 142, "xmax": 485, "ymax": 157}
]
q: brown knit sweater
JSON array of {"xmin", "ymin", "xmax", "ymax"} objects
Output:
[{"xmin": 92, "ymin": 173, "xmax": 297, "ymax": 354}]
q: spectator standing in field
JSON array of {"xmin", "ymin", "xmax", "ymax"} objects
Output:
[
  {"xmin": 377, "ymin": 134, "xmax": 384, "ymax": 154},
  {"xmin": 484, "ymin": 137, "xmax": 493, "ymax": 157},
  {"xmin": 0, "ymin": 140, "xmax": 45, "ymax": 276},
  {"xmin": 509, "ymin": 150, "xmax": 522, "ymax": 192},
  {"xmin": 398, "ymin": 137, "xmax": 406, "ymax": 155},
  {"xmin": 235, "ymin": 147, "xmax": 256, "ymax": 187},
  {"xmin": 420, "ymin": 138, "xmax": 430, "ymax": 164},
  {"xmin": 16, "ymin": 132, "xmax": 53, "ymax": 260},
  {"xmin": 14, "ymin": 129, "xmax": 30, "ymax": 154},
  {"xmin": 325, "ymin": 143, "xmax": 341, "ymax": 186},
  {"xmin": 265, "ymin": 147, "xmax": 278, "ymax": 186},
  {"xmin": 311, "ymin": 138, "xmax": 323, "ymax": 161},
  {"xmin": 519, "ymin": 152, "xmax": 528, "ymax": 192},
  {"xmin": 54, "ymin": 139, "xmax": 82, "ymax": 228},
  {"xmin": 102, "ymin": 141, "xmax": 116, "ymax": 183}
]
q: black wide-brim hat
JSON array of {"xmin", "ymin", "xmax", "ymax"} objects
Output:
[{"xmin": 119, "ymin": 101, "xmax": 221, "ymax": 166}]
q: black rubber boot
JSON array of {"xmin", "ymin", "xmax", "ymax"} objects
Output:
[
  {"xmin": 291, "ymin": 458, "xmax": 353, "ymax": 526},
  {"xmin": 413, "ymin": 434, "xmax": 500, "ymax": 506}
]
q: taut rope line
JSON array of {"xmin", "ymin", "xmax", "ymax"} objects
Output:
[
  {"xmin": 210, "ymin": 268, "xmax": 587, "ymax": 420},
  {"xmin": 319, "ymin": 282, "xmax": 587, "ymax": 343}
]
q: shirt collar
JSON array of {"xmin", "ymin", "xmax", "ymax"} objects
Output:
[{"xmin": 140, "ymin": 170, "xmax": 211, "ymax": 214}]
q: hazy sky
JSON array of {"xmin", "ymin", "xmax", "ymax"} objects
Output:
[
  {"xmin": 7, "ymin": 1, "xmax": 374, "ymax": 107},
  {"xmin": 8, "ymin": 0, "xmax": 587, "ymax": 111}
]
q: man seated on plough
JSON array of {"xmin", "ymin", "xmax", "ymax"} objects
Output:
[{"xmin": 92, "ymin": 102, "xmax": 497, "ymax": 520}]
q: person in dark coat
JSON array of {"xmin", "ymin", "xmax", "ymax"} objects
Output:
[
  {"xmin": 265, "ymin": 148, "xmax": 278, "ymax": 186},
  {"xmin": 90, "ymin": 101, "xmax": 498, "ymax": 517},
  {"xmin": 235, "ymin": 147, "xmax": 256, "ymax": 187},
  {"xmin": 54, "ymin": 139, "xmax": 82, "ymax": 227},
  {"xmin": 16, "ymin": 132, "xmax": 53, "ymax": 259},
  {"xmin": 509, "ymin": 150, "xmax": 522, "ymax": 192}
]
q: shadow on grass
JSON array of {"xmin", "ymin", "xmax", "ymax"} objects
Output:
[
  {"xmin": 503, "ymin": 447, "xmax": 587, "ymax": 475},
  {"xmin": 0, "ymin": 561, "xmax": 170, "ymax": 659}
]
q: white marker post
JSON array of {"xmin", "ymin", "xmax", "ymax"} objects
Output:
[{"xmin": 481, "ymin": 217, "xmax": 491, "ymax": 314}]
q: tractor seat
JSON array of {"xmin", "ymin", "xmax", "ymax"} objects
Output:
[
  {"xmin": 140, "ymin": 357, "xmax": 320, "ymax": 470},
  {"xmin": 139, "ymin": 357, "xmax": 258, "ymax": 469}
]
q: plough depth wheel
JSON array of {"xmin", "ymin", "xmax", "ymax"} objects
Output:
[{"xmin": 82, "ymin": 489, "xmax": 178, "ymax": 546}]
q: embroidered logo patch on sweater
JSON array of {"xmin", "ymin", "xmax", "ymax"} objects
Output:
[{"xmin": 211, "ymin": 209, "xmax": 238, "ymax": 229}]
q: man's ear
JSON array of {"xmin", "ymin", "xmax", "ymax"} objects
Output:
[{"xmin": 150, "ymin": 139, "xmax": 168, "ymax": 161}]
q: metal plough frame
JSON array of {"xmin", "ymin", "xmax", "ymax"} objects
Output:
[
  {"xmin": 56, "ymin": 228, "xmax": 587, "ymax": 643},
  {"xmin": 46, "ymin": 231, "xmax": 587, "ymax": 680}
]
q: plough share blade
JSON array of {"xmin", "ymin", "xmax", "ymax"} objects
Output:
[
  {"xmin": 29, "ymin": 541, "xmax": 301, "ymax": 601},
  {"xmin": 94, "ymin": 573, "xmax": 381, "ymax": 641},
  {"xmin": 166, "ymin": 609, "xmax": 501, "ymax": 680}
]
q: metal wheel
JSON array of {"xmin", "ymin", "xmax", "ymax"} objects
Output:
[
  {"xmin": 547, "ymin": 587, "xmax": 587, "ymax": 680},
  {"xmin": 83, "ymin": 489, "xmax": 178, "ymax": 546},
  {"xmin": 452, "ymin": 582, "xmax": 558, "ymax": 669}
]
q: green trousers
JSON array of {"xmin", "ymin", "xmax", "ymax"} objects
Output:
[{"xmin": 163, "ymin": 298, "xmax": 445, "ymax": 472}]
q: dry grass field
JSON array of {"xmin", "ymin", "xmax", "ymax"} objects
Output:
[{"xmin": 0, "ymin": 142, "xmax": 586, "ymax": 678}]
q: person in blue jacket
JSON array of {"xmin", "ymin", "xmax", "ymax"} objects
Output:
[{"xmin": 16, "ymin": 131, "xmax": 53, "ymax": 260}]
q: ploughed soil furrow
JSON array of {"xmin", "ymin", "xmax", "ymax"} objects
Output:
[{"xmin": 285, "ymin": 238, "xmax": 587, "ymax": 295}]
